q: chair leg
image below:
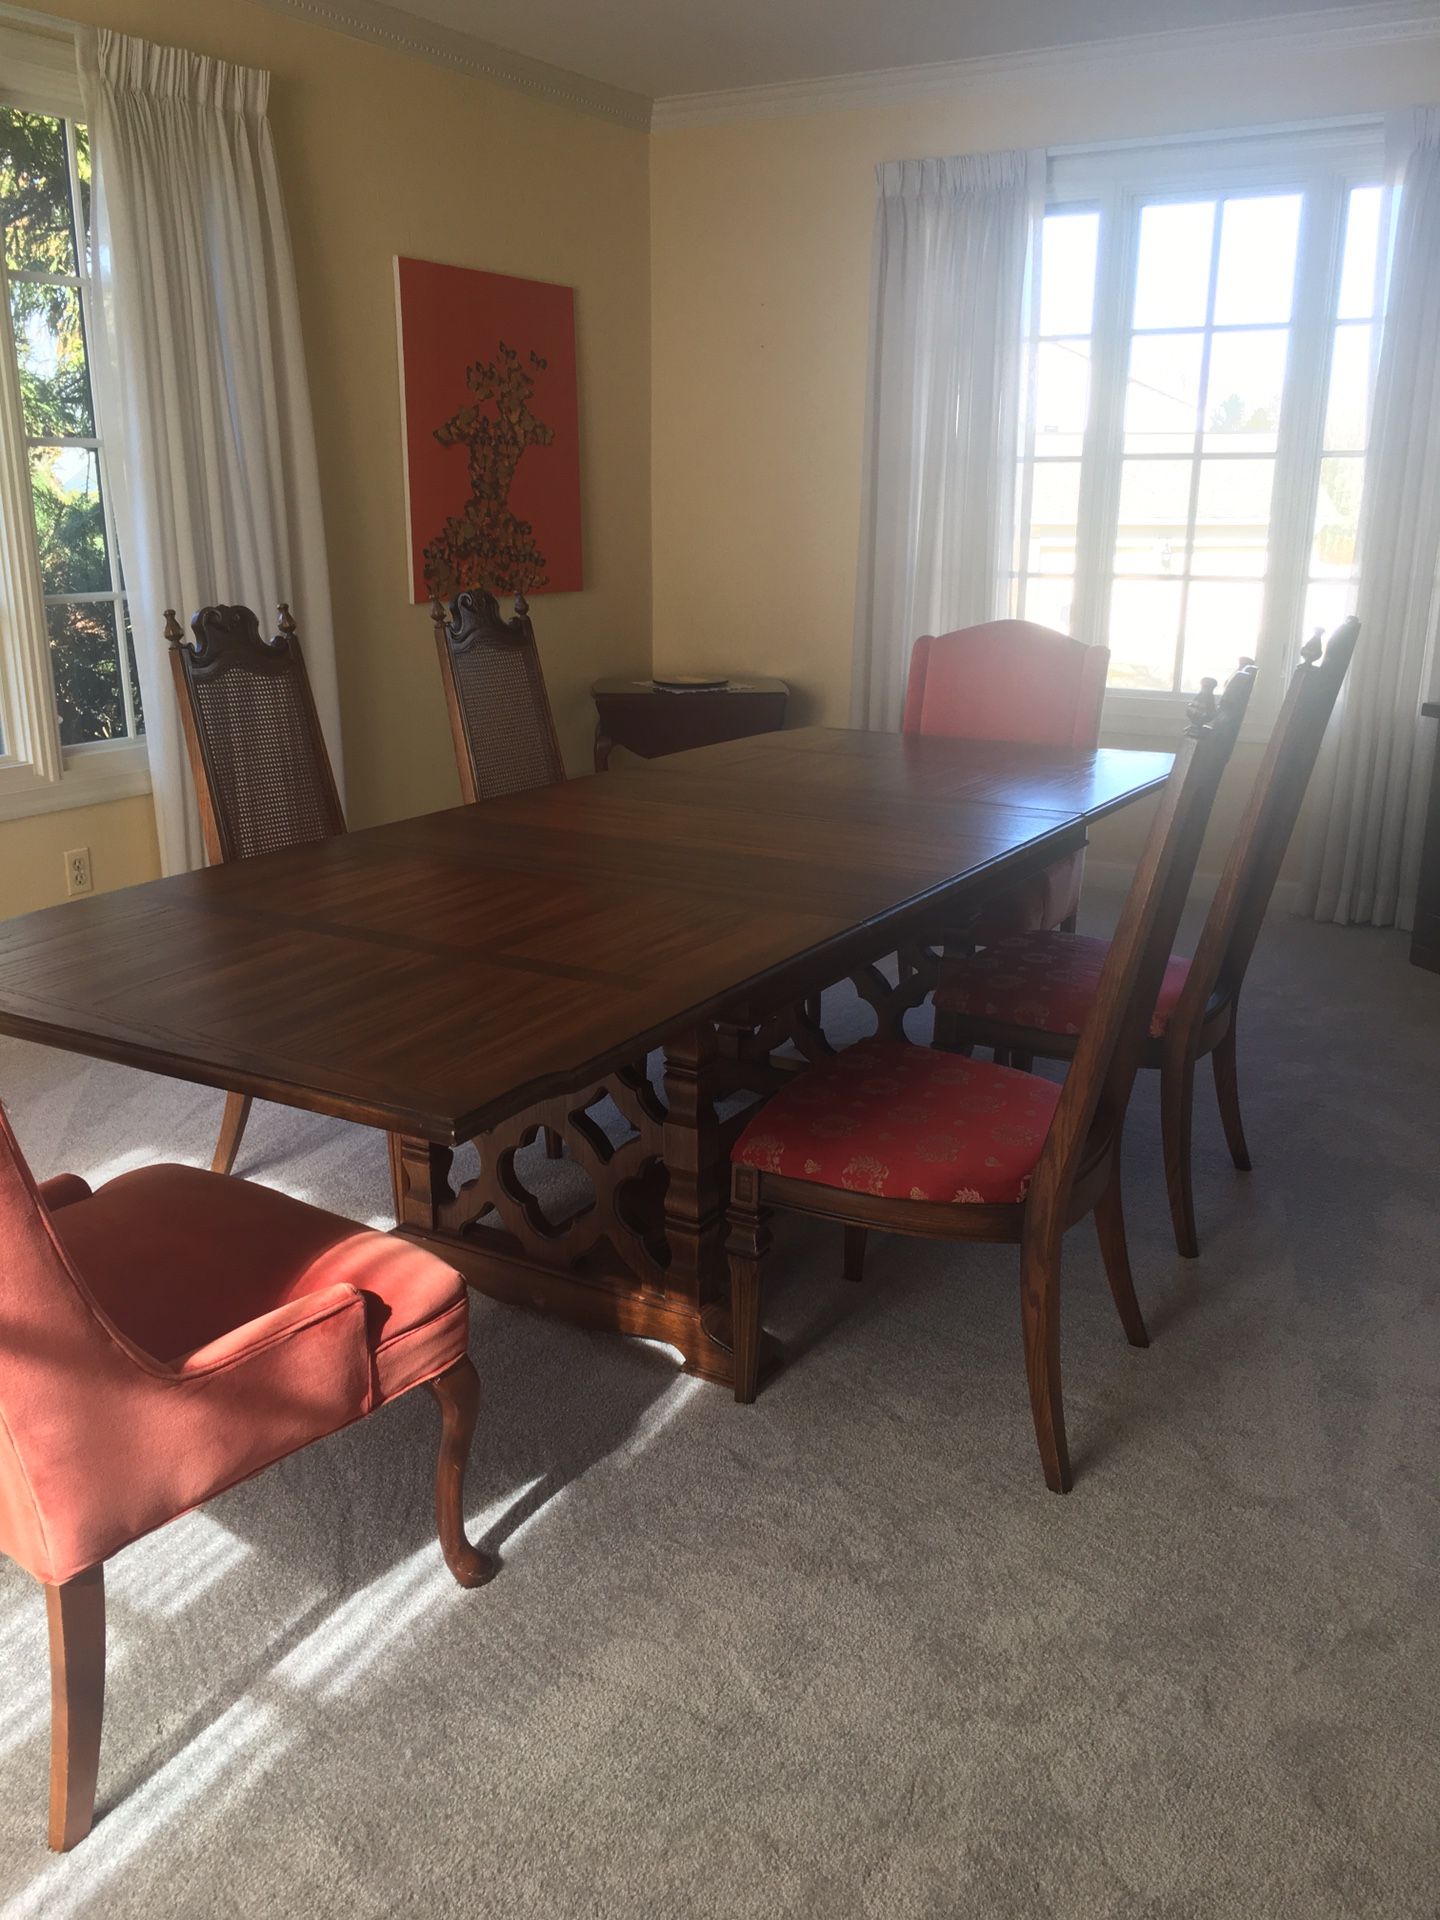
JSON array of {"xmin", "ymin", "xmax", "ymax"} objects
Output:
[
  {"xmin": 45, "ymin": 1564, "xmax": 105, "ymax": 1851},
  {"xmin": 727, "ymin": 1184, "xmax": 771, "ymax": 1404},
  {"xmin": 211, "ymin": 1092, "xmax": 252, "ymax": 1176},
  {"xmin": 842, "ymin": 1224, "xmax": 867, "ymax": 1283},
  {"xmin": 543, "ymin": 1128, "xmax": 564, "ymax": 1161},
  {"xmin": 1009, "ymin": 1052, "xmax": 1035, "ymax": 1074},
  {"xmin": 424, "ymin": 1357, "xmax": 497, "ymax": 1590},
  {"xmin": 932, "ymin": 1004, "xmax": 963, "ymax": 1053},
  {"xmin": 1018, "ymin": 1232, "xmax": 1072, "ymax": 1493},
  {"xmin": 1160, "ymin": 1051, "xmax": 1200, "ymax": 1259},
  {"xmin": 1211, "ymin": 1019, "xmax": 1252, "ymax": 1172},
  {"xmin": 1058, "ymin": 910, "xmax": 1079, "ymax": 935},
  {"xmin": 1094, "ymin": 1155, "xmax": 1148, "ymax": 1348}
]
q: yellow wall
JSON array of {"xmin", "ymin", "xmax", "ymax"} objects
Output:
[
  {"xmin": 5, "ymin": 0, "xmax": 651, "ymax": 913},
  {"xmin": 650, "ymin": 30, "xmax": 1440, "ymax": 876},
  {"xmin": 0, "ymin": 794, "xmax": 158, "ymax": 916}
]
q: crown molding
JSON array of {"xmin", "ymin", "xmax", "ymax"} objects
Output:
[
  {"xmin": 651, "ymin": 1, "xmax": 1440, "ymax": 132},
  {"xmin": 254, "ymin": 0, "xmax": 651, "ymax": 129}
]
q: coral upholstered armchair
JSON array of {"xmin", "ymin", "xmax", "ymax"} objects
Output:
[
  {"xmin": 0, "ymin": 1104, "xmax": 492, "ymax": 1851},
  {"xmin": 904, "ymin": 621, "xmax": 1110, "ymax": 941}
]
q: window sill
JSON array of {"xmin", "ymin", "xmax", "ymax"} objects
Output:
[{"xmin": 0, "ymin": 742, "xmax": 151, "ymax": 823}]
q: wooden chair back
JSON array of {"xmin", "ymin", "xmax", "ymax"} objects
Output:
[
  {"xmin": 1173, "ymin": 619, "xmax": 1360, "ymax": 1028},
  {"xmin": 1032, "ymin": 663, "xmax": 1258, "ymax": 1211},
  {"xmin": 167, "ymin": 604, "xmax": 344, "ymax": 865},
  {"xmin": 429, "ymin": 590, "xmax": 565, "ymax": 803},
  {"xmin": 903, "ymin": 621, "xmax": 1110, "ymax": 750}
]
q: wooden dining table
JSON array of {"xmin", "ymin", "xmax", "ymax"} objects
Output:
[{"xmin": 0, "ymin": 726, "xmax": 1172, "ymax": 1389}]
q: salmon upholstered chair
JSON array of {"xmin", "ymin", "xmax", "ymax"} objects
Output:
[
  {"xmin": 903, "ymin": 621, "xmax": 1110, "ymax": 941},
  {"xmin": 0, "ymin": 1103, "xmax": 492, "ymax": 1850}
]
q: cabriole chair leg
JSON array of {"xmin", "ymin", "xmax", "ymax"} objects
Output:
[
  {"xmin": 424, "ymin": 1357, "xmax": 497, "ymax": 1589},
  {"xmin": 45, "ymin": 1563, "xmax": 105, "ymax": 1851}
]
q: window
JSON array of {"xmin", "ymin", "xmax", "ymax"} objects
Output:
[
  {"xmin": 0, "ymin": 34, "xmax": 147, "ymax": 820},
  {"xmin": 1011, "ymin": 124, "xmax": 1393, "ymax": 732}
]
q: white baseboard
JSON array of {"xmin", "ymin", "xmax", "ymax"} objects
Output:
[{"xmin": 1082, "ymin": 859, "xmax": 1302, "ymax": 916}]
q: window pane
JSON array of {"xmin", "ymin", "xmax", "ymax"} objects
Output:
[
  {"xmin": 1022, "ymin": 576, "xmax": 1078, "ymax": 634},
  {"xmin": 1312, "ymin": 456, "xmax": 1364, "ymax": 574},
  {"xmin": 46, "ymin": 600, "xmax": 126, "ymax": 745},
  {"xmin": 0, "ymin": 108, "xmax": 78, "ymax": 276},
  {"xmin": 1124, "ymin": 333, "xmax": 1203, "ymax": 452},
  {"xmin": 1323, "ymin": 323, "xmax": 1372, "ymax": 451},
  {"xmin": 1133, "ymin": 201, "xmax": 1215, "ymax": 330},
  {"xmin": 1213, "ymin": 195, "xmax": 1302, "ymax": 325},
  {"xmin": 1115, "ymin": 460, "xmax": 1192, "ymax": 574},
  {"xmin": 1302, "ymin": 581, "xmax": 1357, "ymax": 649},
  {"xmin": 30, "ymin": 446, "xmax": 113, "ymax": 595},
  {"xmin": 1028, "ymin": 461, "xmax": 1081, "ymax": 574},
  {"xmin": 1338, "ymin": 185, "xmax": 1384, "ymax": 321},
  {"xmin": 1108, "ymin": 579, "xmax": 1183, "ymax": 690},
  {"xmin": 1182, "ymin": 581, "xmax": 1265, "ymax": 691},
  {"xmin": 1192, "ymin": 459, "xmax": 1276, "ymax": 576},
  {"xmin": 1203, "ymin": 329, "xmax": 1287, "ymax": 451},
  {"xmin": 10, "ymin": 282, "xmax": 94, "ymax": 438},
  {"xmin": 1035, "ymin": 341, "xmax": 1090, "ymax": 456},
  {"xmin": 1038, "ymin": 210, "xmax": 1100, "ymax": 337}
]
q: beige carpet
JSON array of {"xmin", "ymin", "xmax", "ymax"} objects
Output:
[{"xmin": 0, "ymin": 898, "xmax": 1436, "ymax": 1918}]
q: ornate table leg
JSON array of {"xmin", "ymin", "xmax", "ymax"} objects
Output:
[
  {"xmin": 389, "ymin": 1133, "xmax": 454, "ymax": 1230},
  {"xmin": 662, "ymin": 1024, "xmax": 736, "ymax": 1383}
]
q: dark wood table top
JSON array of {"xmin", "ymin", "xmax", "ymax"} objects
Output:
[{"xmin": 0, "ymin": 728, "xmax": 1172, "ymax": 1144}]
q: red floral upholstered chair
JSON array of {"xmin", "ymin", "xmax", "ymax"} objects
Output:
[
  {"xmin": 903, "ymin": 621, "xmax": 1110, "ymax": 941},
  {"xmin": 934, "ymin": 622, "xmax": 1359, "ymax": 1257},
  {"xmin": 0, "ymin": 1104, "xmax": 492, "ymax": 1850},
  {"xmin": 727, "ymin": 666, "xmax": 1254, "ymax": 1492}
]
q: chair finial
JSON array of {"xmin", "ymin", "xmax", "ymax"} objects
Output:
[
  {"xmin": 1185, "ymin": 677, "xmax": 1219, "ymax": 735},
  {"xmin": 275, "ymin": 604, "xmax": 297, "ymax": 646},
  {"xmin": 163, "ymin": 609, "xmax": 185, "ymax": 646},
  {"xmin": 1300, "ymin": 627, "xmax": 1324, "ymax": 666}
]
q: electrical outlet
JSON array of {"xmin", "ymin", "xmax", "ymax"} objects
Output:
[{"xmin": 64, "ymin": 847, "xmax": 93, "ymax": 897}]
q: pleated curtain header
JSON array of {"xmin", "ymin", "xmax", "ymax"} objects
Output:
[
  {"xmin": 877, "ymin": 151, "xmax": 1044, "ymax": 202},
  {"xmin": 92, "ymin": 27, "xmax": 269, "ymax": 116}
]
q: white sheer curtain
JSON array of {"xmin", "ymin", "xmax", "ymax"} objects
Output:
[
  {"xmin": 1302, "ymin": 107, "xmax": 1440, "ymax": 930},
  {"xmin": 850, "ymin": 150, "xmax": 1042, "ymax": 732},
  {"xmin": 80, "ymin": 28, "xmax": 342, "ymax": 875}
]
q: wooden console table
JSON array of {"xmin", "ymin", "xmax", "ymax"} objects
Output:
[{"xmin": 592, "ymin": 676, "xmax": 787, "ymax": 771}]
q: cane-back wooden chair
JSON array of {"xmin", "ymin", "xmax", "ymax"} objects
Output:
[
  {"xmin": 0, "ymin": 1098, "xmax": 490, "ymax": 1850},
  {"xmin": 905, "ymin": 621, "xmax": 1111, "ymax": 942},
  {"xmin": 429, "ymin": 590, "xmax": 565, "ymax": 803},
  {"xmin": 933, "ymin": 620, "xmax": 1359, "ymax": 1257},
  {"xmin": 168, "ymin": 602, "xmax": 345, "ymax": 1176},
  {"xmin": 726, "ymin": 663, "xmax": 1256, "ymax": 1493}
]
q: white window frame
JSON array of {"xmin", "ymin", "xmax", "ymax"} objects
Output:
[
  {"xmin": 0, "ymin": 21, "xmax": 149, "ymax": 821},
  {"xmin": 1014, "ymin": 116, "xmax": 1393, "ymax": 742}
]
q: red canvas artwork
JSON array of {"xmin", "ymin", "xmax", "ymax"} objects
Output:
[{"xmin": 395, "ymin": 256, "xmax": 583, "ymax": 603}]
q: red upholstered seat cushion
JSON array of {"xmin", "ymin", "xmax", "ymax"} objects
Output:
[
  {"xmin": 52, "ymin": 1165, "xmax": 467, "ymax": 1405},
  {"xmin": 732, "ymin": 1039, "xmax": 1060, "ymax": 1204},
  {"xmin": 936, "ymin": 929, "xmax": 1191, "ymax": 1039}
]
